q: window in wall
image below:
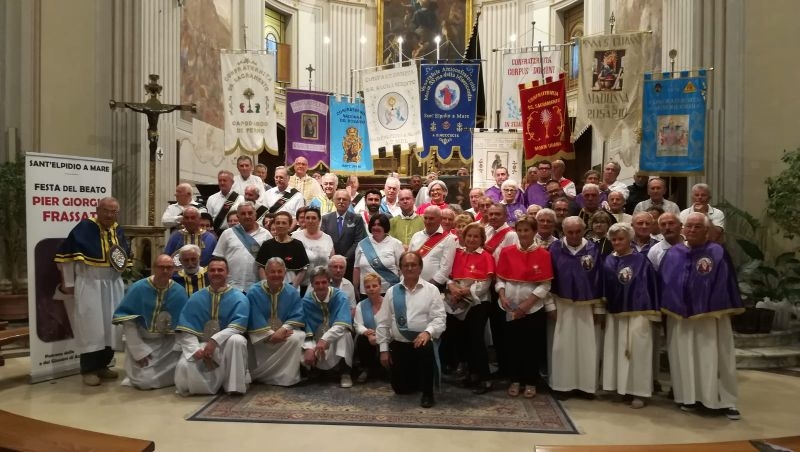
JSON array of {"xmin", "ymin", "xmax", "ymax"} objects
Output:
[
  {"xmin": 264, "ymin": 5, "xmax": 290, "ymax": 86},
  {"xmin": 562, "ymin": 2, "xmax": 584, "ymax": 91}
]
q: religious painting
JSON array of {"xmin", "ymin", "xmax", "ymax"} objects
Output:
[
  {"xmin": 656, "ymin": 114, "xmax": 689, "ymax": 156},
  {"xmin": 180, "ymin": 0, "xmax": 232, "ymax": 128},
  {"xmin": 377, "ymin": 0, "xmax": 472, "ymax": 65},
  {"xmin": 301, "ymin": 114, "xmax": 319, "ymax": 140},
  {"xmin": 487, "ymin": 152, "xmax": 508, "ymax": 181},
  {"xmin": 592, "ymin": 49, "xmax": 626, "ymax": 91}
]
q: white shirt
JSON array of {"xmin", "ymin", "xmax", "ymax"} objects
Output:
[
  {"xmin": 633, "ymin": 198, "xmax": 681, "ymax": 215},
  {"xmin": 376, "ymin": 279, "xmax": 446, "ymax": 351},
  {"xmin": 334, "ymin": 278, "xmax": 357, "ymax": 309},
  {"xmin": 611, "ymin": 212, "xmax": 633, "ymax": 224},
  {"xmin": 354, "ymin": 298, "xmax": 382, "ymax": 335},
  {"xmin": 680, "ymin": 205, "xmax": 725, "ymax": 229},
  {"xmin": 647, "ymin": 239, "xmax": 677, "ymax": 271},
  {"xmin": 263, "ymin": 186, "xmax": 305, "ymax": 217},
  {"xmin": 495, "ymin": 244, "xmax": 554, "ymax": 315},
  {"xmin": 607, "ymin": 180, "xmax": 630, "ymax": 199},
  {"xmin": 205, "ymin": 191, "xmax": 244, "ymax": 230},
  {"xmin": 382, "ymin": 197, "xmax": 403, "ymax": 217},
  {"xmin": 354, "ymin": 235, "xmax": 405, "ymax": 293},
  {"xmin": 233, "ymin": 174, "xmax": 267, "ymax": 203},
  {"xmin": 291, "ymin": 230, "xmax": 335, "ymax": 286},
  {"xmin": 485, "ymin": 224, "xmax": 519, "ymax": 262},
  {"xmin": 212, "ymin": 226, "xmax": 271, "ymax": 291},
  {"xmin": 408, "ymin": 227, "xmax": 457, "ymax": 285},
  {"xmin": 161, "ymin": 201, "xmax": 206, "ymax": 229}
]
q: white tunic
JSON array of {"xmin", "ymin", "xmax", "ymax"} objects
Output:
[
  {"xmin": 249, "ymin": 329, "xmax": 305, "ymax": 386},
  {"xmin": 291, "ymin": 230, "xmax": 335, "ymax": 286},
  {"xmin": 212, "ymin": 226, "xmax": 272, "ymax": 291},
  {"xmin": 121, "ymin": 322, "xmax": 180, "ymax": 389},
  {"xmin": 602, "ymin": 314, "xmax": 654, "ymax": 397},
  {"xmin": 233, "ymin": 174, "xmax": 267, "ymax": 203},
  {"xmin": 174, "ymin": 329, "xmax": 249, "ymax": 395},
  {"xmin": 354, "ymin": 235, "xmax": 405, "ymax": 293},
  {"xmin": 263, "ymin": 187, "xmax": 305, "ymax": 217},
  {"xmin": 408, "ymin": 227, "xmax": 457, "ymax": 285},
  {"xmin": 206, "ymin": 191, "xmax": 244, "ymax": 230}
]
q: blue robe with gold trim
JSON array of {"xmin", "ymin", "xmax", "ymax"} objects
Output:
[
  {"xmin": 54, "ymin": 218, "xmax": 131, "ymax": 268},
  {"xmin": 302, "ymin": 287, "xmax": 352, "ymax": 339},
  {"xmin": 172, "ymin": 267, "xmax": 210, "ymax": 297},
  {"xmin": 112, "ymin": 278, "xmax": 188, "ymax": 331},
  {"xmin": 176, "ymin": 287, "xmax": 249, "ymax": 337},
  {"xmin": 246, "ymin": 282, "xmax": 305, "ymax": 334}
]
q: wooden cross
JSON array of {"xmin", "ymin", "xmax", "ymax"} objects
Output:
[
  {"xmin": 110, "ymin": 74, "xmax": 197, "ymax": 225},
  {"xmin": 306, "ymin": 64, "xmax": 316, "ymax": 90}
]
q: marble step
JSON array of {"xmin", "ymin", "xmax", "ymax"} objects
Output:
[
  {"xmin": 734, "ymin": 326, "xmax": 800, "ymax": 348},
  {"xmin": 736, "ymin": 344, "xmax": 800, "ymax": 369}
]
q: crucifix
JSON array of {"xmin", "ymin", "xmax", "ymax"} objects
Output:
[
  {"xmin": 306, "ymin": 64, "xmax": 315, "ymax": 90},
  {"xmin": 110, "ymin": 74, "xmax": 197, "ymax": 225}
]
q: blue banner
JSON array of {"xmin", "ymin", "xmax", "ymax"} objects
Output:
[
  {"xmin": 328, "ymin": 96, "xmax": 374, "ymax": 175},
  {"xmin": 419, "ymin": 64, "xmax": 480, "ymax": 163},
  {"xmin": 640, "ymin": 71, "xmax": 707, "ymax": 173}
]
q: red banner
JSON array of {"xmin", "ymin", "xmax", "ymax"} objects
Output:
[{"xmin": 518, "ymin": 74, "xmax": 572, "ymax": 164}]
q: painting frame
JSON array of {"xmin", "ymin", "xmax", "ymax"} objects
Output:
[{"xmin": 377, "ymin": 0, "xmax": 473, "ymax": 66}]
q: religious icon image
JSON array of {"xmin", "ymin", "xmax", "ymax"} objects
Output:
[
  {"xmin": 580, "ymin": 254, "xmax": 594, "ymax": 271},
  {"xmin": 592, "ymin": 49, "xmax": 626, "ymax": 91},
  {"xmin": 378, "ymin": 92, "xmax": 409, "ymax": 130},
  {"xmin": 342, "ymin": 126, "xmax": 364, "ymax": 163},
  {"xmin": 617, "ymin": 266, "xmax": 633, "ymax": 284},
  {"xmin": 301, "ymin": 114, "xmax": 319, "ymax": 140},
  {"xmin": 696, "ymin": 257, "xmax": 713, "ymax": 274},
  {"xmin": 525, "ymin": 105, "xmax": 565, "ymax": 142},
  {"xmin": 487, "ymin": 152, "xmax": 508, "ymax": 180},
  {"xmin": 656, "ymin": 114, "xmax": 690, "ymax": 157},
  {"xmin": 434, "ymin": 80, "xmax": 461, "ymax": 111}
]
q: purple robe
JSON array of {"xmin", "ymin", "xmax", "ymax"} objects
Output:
[
  {"xmin": 502, "ymin": 201, "xmax": 527, "ymax": 225},
  {"xmin": 485, "ymin": 185, "xmax": 502, "ymax": 203},
  {"xmin": 659, "ymin": 242, "xmax": 744, "ymax": 318},
  {"xmin": 575, "ymin": 191, "xmax": 608, "ymax": 208},
  {"xmin": 525, "ymin": 182, "xmax": 549, "ymax": 208},
  {"xmin": 549, "ymin": 240, "xmax": 602, "ymax": 302},
  {"xmin": 602, "ymin": 252, "xmax": 659, "ymax": 315}
]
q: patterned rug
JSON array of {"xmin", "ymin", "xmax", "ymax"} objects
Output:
[{"xmin": 188, "ymin": 379, "xmax": 578, "ymax": 433}]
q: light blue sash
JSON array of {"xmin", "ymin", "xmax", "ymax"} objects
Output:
[
  {"xmin": 231, "ymin": 224, "xmax": 260, "ymax": 258},
  {"xmin": 359, "ymin": 298, "xmax": 377, "ymax": 330},
  {"xmin": 359, "ymin": 238, "xmax": 401, "ymax": 285}
]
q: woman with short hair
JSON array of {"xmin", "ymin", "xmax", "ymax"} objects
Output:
[
  {"xmin": 353, "ymin": 273, "xmax": 384, "ymax": 383},
  {"xmin": 291, "ymin": 207, "xmax": 334, "ymax": 289},
  {"xmin": 256, "ymin": 211, "xmax": 310, "ymax": 291},
  {"xmin": 353, "ymin": 214, "xmax": 404, "ymax": 297}
]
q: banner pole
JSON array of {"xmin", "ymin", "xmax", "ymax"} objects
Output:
[
  {"xmin": 350, "ymin": 68, "xmax": 354, "ymax": 99},
  {"xmin": 538, "ymin": 41, "xmax": 545, "ymax": 83},
  {"xmin": 531, "ymin": 21, "xmax": 535, "ymax": 49}
]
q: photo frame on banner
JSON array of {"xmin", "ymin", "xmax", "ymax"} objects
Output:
[
  {"xmin": 377, "ymin": 0, "xmax": 472, "ymax": 65},
  {"xmin": 471, "ymin": 129, "xmax": 524, "ymax": 189}
]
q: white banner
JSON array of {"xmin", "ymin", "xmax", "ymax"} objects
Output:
[
  {"xmin": 221, "ymin": 51, "xmax": 278, "ymax": 155},
  {"xmin": 362, "ymin": 64, "xmax": 424, "ymax": 153},
  {"xmin": 471, "ymin": 130, "xmax": 524, "ymax": 189},
  {"xmin": 500, "ymin": 50, "xmax": 563, "ymax": 129},
  {"xmin": 25, "ymin": 153, "xmax": 113, "ymax": 382}
]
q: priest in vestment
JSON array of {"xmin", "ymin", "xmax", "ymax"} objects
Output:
[
  {"xmin": 302, "ymin": 266, "xmax": 355, "ymax": 388},
  {"xmin": 601, "ymin": 223, "xmax": 660, "ymax": 409},
  {"xmin": 548, "ymin": 216, "xmax": 604, "ymax": 397},
  {"xmin": 174, "ymin": 257, "xmax": 250, "ymax": 395},
  {"xmin": 112, "ymin": 254, "xmax": 188, "ymax": 389},
  {"xmin": 246, "ymin": 257, "xmax": 306, "ymax": 387},
  {"xmin": 659, "ymin": 212, "xmax": 744, "ymax": 420}
]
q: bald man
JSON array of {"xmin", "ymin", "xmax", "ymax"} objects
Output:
[
  {"xmin": 289, "ymin": 156, "xmax": 324, "ymax": 203},
  {"xmin": 408, "ymin": 206, "xmax": 457, "ymax": 290}
]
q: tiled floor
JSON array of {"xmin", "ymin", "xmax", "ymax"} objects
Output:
[{"xmin": 1, "ymin": 353, "xmax": 800, "ymax": 451}]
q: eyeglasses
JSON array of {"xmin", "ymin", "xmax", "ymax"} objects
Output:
[{"xmin": 502, "ymin": 188, "xmax": 517, "ymax": 192}]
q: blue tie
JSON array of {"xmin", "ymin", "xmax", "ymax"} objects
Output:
[{"xmin": 337, "ymin": 216, "xmax": 343, "ymax": 236}]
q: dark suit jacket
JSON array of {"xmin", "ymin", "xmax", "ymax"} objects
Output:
[{"xmin": 321, "ymin": 210, "xmax": 366, "ymax": 265}]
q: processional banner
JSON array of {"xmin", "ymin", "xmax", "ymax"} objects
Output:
[
  {"xmin": 419, "ymin": 63, "xmax": 480, "ymax": 163},
  {"xmin": 25, "ymin": 153, "xmax": 113, "ymax": 383},
  {"xmin": 285, "ymin": 89, "xmax": 330, "ymax": 170},
  {"xmin": 471, "ymin": 130, "xmax": 524, "ymax": 189},
  {"xmin": 639, "ymin": 71, "xmax": 707, "ymax": 174},
  {"xmin": 500, "ymin": 50, "xmax": 562, "ymax": 129},
  {"xmin": 328, "ymin": 96, "xmax": 374, "ymax": 175},
  {"xmin": 220, "ymin": 51, "xmax": 278, "ymax": 155},
  {"xmin": 574, "ymin": 32, "xmax": 652, "ymax": 141},
  {"xmin": 518, "ymin": 74, "xmax": 572, "ymax": 165},
  {"xmin": 362, "ymin": 64, "xmax": 424, "ymax": 155}
]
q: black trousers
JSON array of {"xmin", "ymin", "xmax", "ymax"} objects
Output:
[
  {"xmin": 465, "ymin": 302, "xmax": 490, "ymax": 381},
  {"xmin": 389, "ymin": 340, "xmax": 435, "ymax": 397},
  {"xmin": 488, "ymin": 288, "xmax": 508, "ymax": 377},
  {"xmin": 440, "ymin": 314, "xmax": 467, "ymax": 370},
  {"xmin": 356, "ymin": 334, "xmax": 381, "ymax": 372},
  {"xmin": 506, "ymin": 309, "xmax": 546, "ymax": 386},
  {"xmin": 80, "ymin": 346, "xmax": 114, "ymax": 373}
]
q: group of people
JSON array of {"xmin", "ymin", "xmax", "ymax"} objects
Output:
[{"xmin": 53, "ymin": 155, "xmax": 743, "ymax": 417}]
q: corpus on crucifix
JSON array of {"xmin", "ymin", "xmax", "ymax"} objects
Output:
[{"xmin": 110, "ymin": 74, "xmax": 197, "ymax": 225}]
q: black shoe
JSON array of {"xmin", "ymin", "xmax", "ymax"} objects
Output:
[
  {"xmin": 420, "ymin": 394, "xmax": 435, "ymax": 408},
  {"xmin": 724, "ymin": 408, "xmax": 741, "ymax": 420},
  {"xmin": 472, "ymin": 381, "xmax": 492, "ymax": 395},
  {"xmin": 679, "ymin": 403, "xmax": 697, "ymax": 412}
]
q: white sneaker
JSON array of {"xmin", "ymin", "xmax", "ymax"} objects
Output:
[{"xmin": 340, "ymin": 374, "xmax": 353, "ymax": 388}]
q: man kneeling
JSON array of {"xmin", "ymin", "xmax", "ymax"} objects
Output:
[
  {"xmin": 174, "ymin": 257, "xmax": 250, "ymax": 395},
  {"xmin": 112, "ymin": 254, "xmax": 188, "ymax": 389},
  {"xmin": 247, "ymin": 257, "xmax": 307, "ymax": 386},
  {"xmin": 302, "ymin": 266, "xmax": 355, "ymax": 388}
]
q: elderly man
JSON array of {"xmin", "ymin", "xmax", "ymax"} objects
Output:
[
  {"xmin": 243, "ymin": 185, "xmax": 270, "ymax": 225},
  {"xmin": 112, "ymin": 254, "xmax": 188, "ymax": 389},
  {"xmin": 389, "ymin": 189, "xmax": 425, "ymax": 248},
  {"xmin": 345, "ymin": 175, "xmax": 363, "ymax": 209},
  {"xmin": 162, "ymin": 183, "xmax": 206, "ymax": 230},
  {"xmin": 548, "ymin": 216, "xmax": 604, "ymax": 397},
  {"xmin": 608, "ymin": 190, "xmax": 632, "ymax": 224},
  {"xmin": 633, "ymin": 178, "xmax": 680, "ymax": 215},
  {"xmin": 600, "ymin": 161, "xmax": 629, "ymax": 199},
  {"xmin": 484, "ymin": 203, "xmax": 519, "ymax": 260},
  {"xmin": 551, "ymin": 160, "xmax": 576, "ymax": 198},
  {"xmin": 632, "ymin": 212, "xmax": 659, "ymax": 254},
  {"xmin": 172, "ymin": 244, "xmax": 209, "ymax": 296},
  {"xmin": 465, "ymin": 187, "xmax": 484, "ymax": 218},
  {"xmin": 175, "ymin": 257, "xmax": 250, "ymax": 395},
  {"xmin": 377, "ymin": 251, "xmax": 446, "ymax": 408},
  {"xmin": 164, "ymin": 206, "xmax": 217, "ymax": 267},
  {"xmin": 525, "ymin": 160, "xmax": 553, "ymax": 208},
  {"xmin": 206, "ymin": 170, "xmax": 244, "ymax": 234},
  {"xmin": 265, "ymin": 167, "xmax": 305, "ymax": 219},
  {"xmin": 289, "ymin": 156, "xmax": 324, "ymax": 203},
  {"xmin": 578, "ymin": 184, "xmax": 616, "ymax": 228},
  {"xmin": 500, "ymin": 179, "xmax": 527, "ymax": 225},
  {"xmin": 659, "ymin": 213, "xmax": 743, "ymax": 420},
  {"xmin": 408, "ymin": 206, "xmax": 457, "ymax": 291},
  {"xmin": 309, "ymin": 173, "xmax": 338, "ymax": 216},
  {"xmin": 246, "ymin": 257, "xmax": 306, "ymax": 387},
  {"xmin": 302, "ymin": 267, "xmax": 355, "ymax": 388},
  {"xmin": 232, "ymin": 155, "xmax": 265, "ymax": 201},
  {"xmin": 380, "ymin": 176, "xmax": 402, "ymax": 216},
  {"xmin": 440, "ymin": 207, "xmax": 457, "ymax": 234},
  {"xmin": 254, "ymin": 163, "xmax": 273, "ymax": 191},
  {"xmin": 679, "ymin": 183, "xmax": 725, "ymax": 242},
  {"xmin": 328, "ymin": 255, "xmax": 357, "ymax": 309},
  {"xmin": 212, "ymin": 202, "xmax": 272, "ymax": 292},
  {"xmin": 321, "ymin": 189, "xmax": 367, "ymax": 278},
  {"xmin": 552, "ymin": 198, "xmax": 571, "ymax": 235},
  {"xmin": 55, "ymin": 197, "xmax": 130, "ymax": 386}
]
